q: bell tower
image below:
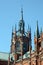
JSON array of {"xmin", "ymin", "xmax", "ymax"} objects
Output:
[{"xmin": 10, "ymin": 8, "xmax": 32, "ymax": 61}]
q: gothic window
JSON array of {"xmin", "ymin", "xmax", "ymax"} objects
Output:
[
  {"xmin": 23, "ymin": 43, "xmax": 28, "ymax": 53},
  {"xmin": 15, "ymin": 41, "xmax": 21, "ymax": 52}
]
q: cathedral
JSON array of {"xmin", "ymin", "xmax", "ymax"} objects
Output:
[{"xmin": 0, "ymin": 9, "xmax": 43, "ymax": 65}]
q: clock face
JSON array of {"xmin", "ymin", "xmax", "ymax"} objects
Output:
[{"xmin": 16, "ymin": 41, "xmax": 21, "ymax": 52}]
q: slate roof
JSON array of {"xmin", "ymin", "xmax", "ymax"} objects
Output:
[
  {"xmin": 0, "ymin": 52, "xmax": 14, "ymax": 61},
  {"xmin": 0, "ymin": 50, "xmax": 34, "ymax": 61},
  {"xmin": 0, "ymin": 52, "xmax": 9, "ymax": 61}
]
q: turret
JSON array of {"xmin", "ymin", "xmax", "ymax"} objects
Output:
[
  {"xmin": 27, "ymin": 25, "xmax": 30, "ymax": 38},
  {"xmin": 27, "ymin": 25, "xmax": 32, "ymax": 50},
  {"xmin": 36, "ymin": 21, "xmax": 40, "ymax": 38},
  {"xmin": 40, "ymin": 27, "xmax": 42, "ymax": 36},
  {"xmin": 34, "ymin": 21, "xmax": 41, "ymax": 53},
  {"xmin": 11, "ymin": 25, "xmax": 16, "ymax": 53}
]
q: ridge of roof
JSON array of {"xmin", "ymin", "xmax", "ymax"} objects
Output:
[{"xmin": 0, "ymin": 51, "xmax": 9, "ymax": 54}]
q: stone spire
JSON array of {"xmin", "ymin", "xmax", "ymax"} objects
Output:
[
  {"xmin": 21, "ymin": 7, "xmax": 23, "ymax": 20},
  {"xmin": 36, "ymin": 20, "xmax": 40, "ymax": 38},
  {"xmin": 12, "ymin": 26, "xmax": 14, "ymax": 38},
  {"xmin": 27, "ymin": 24, "xmax": 29, "ymax": 32},
  {"xmin": 40, "ymin": 27, "xmax": 42, "ymax": 35},
  {"xmin": 19, "ymin": 8, "xmax": 25, "ymax": 34},
  {"xmin": 34, "ymin": 32, "xmax": 35, "ymax": 37},
  {"xmin": 14, "ymin": 24, "xmax": 16, "ymax": 32}
]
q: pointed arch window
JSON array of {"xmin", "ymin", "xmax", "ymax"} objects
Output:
[{"xmin": 15, "ymin": 41, "xmax": 21, "ymax": 52}]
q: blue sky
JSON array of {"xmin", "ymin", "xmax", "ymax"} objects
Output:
[{"xmin": 0, "ymin": 0, "xmax": 43, "ymax": 52}]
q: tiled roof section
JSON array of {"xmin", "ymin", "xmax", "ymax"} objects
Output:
[
  {"xmin": 23, "ymin": 50, "xmax": 34, "ymax": 59},
  {"xmin": 0, "ymin": 52, "xmax": 15, "ymax": 61},
  {"xmin": 0, "ymin": 52, "xmax": 9, "ymax": 61},
  {"xmin": 23, "ymin": 51, "xmax": 30, "ymax": 59}
]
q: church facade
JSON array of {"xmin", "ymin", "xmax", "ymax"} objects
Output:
[{"xmin": 0, "ymin": 9, "xmax": 43, "ymax": 65}]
